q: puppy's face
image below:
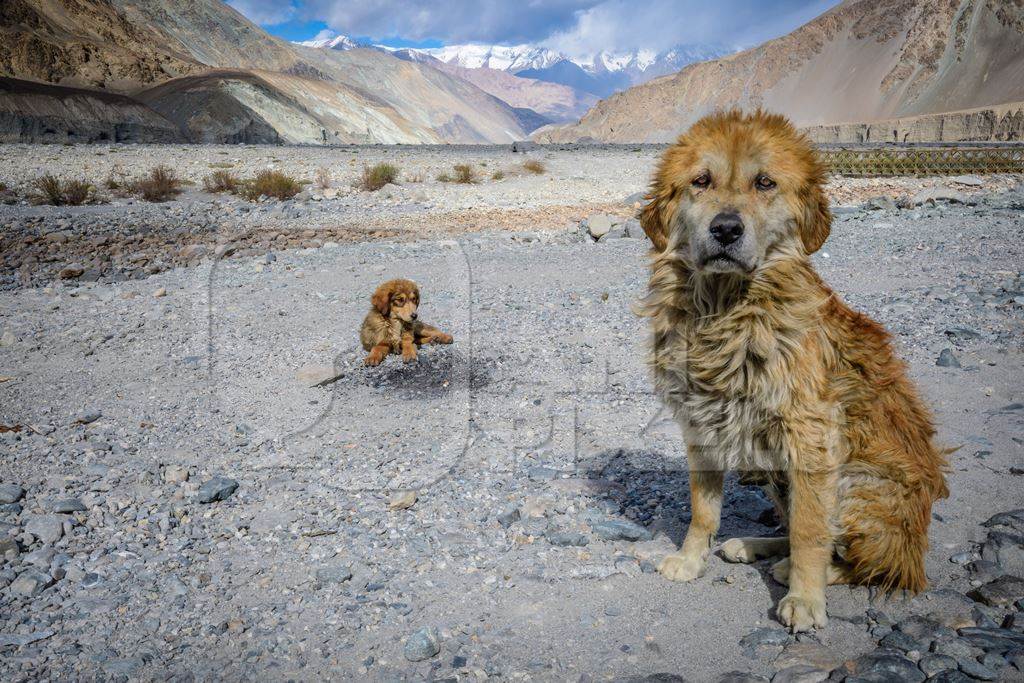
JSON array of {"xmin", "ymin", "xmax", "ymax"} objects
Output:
[
  {"xmin": 371, "ymin": 279, "xmax": 420, "ymax": 324},
  {"xmin": 641, "ymin": 110, "xmax": 830, "ymax": 275}
]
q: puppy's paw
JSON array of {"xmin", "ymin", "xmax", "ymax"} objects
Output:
[
  {"xmin": 402, "ymin": 349, "xmax": 418, "ymax": 363},
  {"xmin": 778, "ymin": 592, "xmax": 827, "ymax": 632},
  {"xmin": 657, "ymin": 553, "xmax": 705, "ymax": 582},
  {"xmin": 434, "ymin": 333, "xmax": 453, "ymax": 344},
  {"xmin": 364, "ymin": 352, "xmax": 385, "ymax": 366},
  {"xmin": 721, "ymin": 538, "xmax": 755, "ymax": 564}
]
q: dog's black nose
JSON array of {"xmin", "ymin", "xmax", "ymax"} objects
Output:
[
  {"xmin": 710, "ymin": 212, "xmax": 744, "ymax": 246},
  {"xmin": 410, "ymin": 312, "xmax": 418, "ymax": 320}
]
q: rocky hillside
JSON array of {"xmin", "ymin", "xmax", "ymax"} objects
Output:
[
  {"xmin": 805, "ymin": 101, "xmax": 1024, "ymax": 143},
  {"xmin": 0, "ymin": 76, "xmax": 182, "ymax": 143},
  {"xmin": 0, "ymin": 0, "xmax": 532, "ymax": 143},
  {"xmin": 541, "ymin": 0, "xmax": 1024, "ymax": 143}
]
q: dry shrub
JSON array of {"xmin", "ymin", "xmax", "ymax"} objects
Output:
[
  {"xmin": 130, "ymin": 166, "xmax": 182, "ymax": 202},
  {"xmin": 491, "ymin": 170, "xmax": 505, "ymax": 180},
  {"xmin": 203, "ymin": 170, "xmax": 240, "ymax": 193},
  {"xmin": 62, "ymin": 180, "xmax": 93, "ymax": 206},
  {"xmin": 522, "ymin": 159, "xmax": 546, "ymax": 175},
  {"xmin": 359, "ymin": 163, "xmax": 400, "ymax": 191},
  {"xmin": 31, "ymin": 174, "xmax": 94, "ymax": 205},
  {"xmin": 436, "ymin": 172, "xmax": 452, "ymax": 183},
  {"xmin": 32, "ymin": 174, "xmax": 63, "ymax": 205},
  {"xmin": 452, "ymin": 164, "xmax": 477, "ymax": 184},
  {"xmin": 241, "ymin": 170, "xmax": 301, "ymax": 201},
  {"xmin": 208, "ymin": 162, "xmax": 234, "ymax": 169}
]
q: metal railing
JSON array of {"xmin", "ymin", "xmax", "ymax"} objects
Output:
[{"xmin": 819, "ymin": 146, "xmax": 1024, "ymax": 177}]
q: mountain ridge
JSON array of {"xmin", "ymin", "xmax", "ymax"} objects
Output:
[
  {"xmin": 0, "ymin": 0, "xmax": 534, "ymax": 143},
  {"xmin": 539, "ymin": 0, "xmax": 1024, "ymax": 143}
]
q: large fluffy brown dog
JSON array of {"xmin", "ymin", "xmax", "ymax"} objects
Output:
[
  {"xmin": 360, "ymin": 279, "xmax": 453, "ymax": 366},
  {"xmin": 637, "ymin": 110, "xmax": 948, "ymax": 632}
]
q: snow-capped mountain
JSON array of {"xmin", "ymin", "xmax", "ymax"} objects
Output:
[
  {"xmin": 297, "ymin": 34, "xmax": 731, "ymax": 104},
  {"xmin": 415, "ymin": 43, "xmax": 732, "ymax": 97},
  {"xmin": 421, "ymin": 44, "xmax": 565, "ymax": 72},
  {"xmin": 298, "ymin": 34, "xmax": 364, "ymax": 50}
]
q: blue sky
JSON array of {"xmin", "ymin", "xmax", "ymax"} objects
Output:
[{"xmin": 228, "ymin": 0, "xmax": 838, "ymax": 55}]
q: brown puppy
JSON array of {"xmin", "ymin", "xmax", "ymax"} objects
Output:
[
  {"xmin": 360, "ymin": 279, "xmax": 453, "ymax": 366},
  {"xmin": 637, "ymin": 110, "xmax": 948, "ymax": 632}
]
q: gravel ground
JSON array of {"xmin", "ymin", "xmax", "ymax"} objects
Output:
[{"xmin": 1, "ymin": 145, "xmax": 1023, "ymax": 681}]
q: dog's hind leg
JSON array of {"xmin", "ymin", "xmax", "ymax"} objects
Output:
[
  {"xmin": 771, "ymin": 557, "xmax": 852, "ymax": 586},
  {"xmin": 416, "ymin": 325, "xmax": 453, "ymax": 345},
  {"xmin": 721, "ymin": 537, "xmax": 789, "ymax": 563}
]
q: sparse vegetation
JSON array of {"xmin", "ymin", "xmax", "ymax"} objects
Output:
[
  {"xmin": 33, "ymin": 174, "xmax": 63, "ymax": 204},
  {"xmin": 208, "ymin": 161, "xmax": 235, "ymax": 169},
  {"xmin": 406, "ymin": 171, "xmax": 426, "ymax": 183},
  {"xmin": 491, "ymin": 170, "xmax": 505, "ymax": 180},
  {"xmin": 314, "ymin": 167, "xmax": 332, "ymax": 190},
  {"xmin": 436, "ymin": 172, "xmax": 452, "ymax": 183},
  {"xmin": 240, "ymin": 170, "xmax": 301, "ymax": 201},
  {"xmin": 359, "ymin": 163, "xmax": 400, "ymax": 191},
  {"xmin": 62, "ymin": 180, "xmax": 93, "ymax": 206},
  {"xmin": 31, "ymin": 174, "xmax": 95, "ymax": 206},
  {"xmin": 522, "ymin": 160, "xmax": 546, "ymax": 175},
  {"xmin": 452, "ymin": 164, "xmax": 478, "ymax": 184},
  {"xmin": 203, "ymin": 170, "xmax": 240, "ymax": 194},
  {"xmin": 129, "ymin": 166, "xmax": 182, "ymax": 202}
]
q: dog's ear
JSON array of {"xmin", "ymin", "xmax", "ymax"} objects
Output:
[
  {"xmin": 639, "ymin": 194, "xmax": 669, "ymax": 252},
  {"xmin": 371, "ymin": 285, "xmax": 391, "ymax": 316},
  {"xmin": 412, "ymin": 284, "xmax": 420, "ymax": 305},
  {"xmin": 798, "ymin": 182, "xmax": 831, "ymax": 254}
]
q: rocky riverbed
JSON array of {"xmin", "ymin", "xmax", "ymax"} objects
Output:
[{"xmin": 1, "ymin": 144, "xmax": 1023, "ymax": 681}]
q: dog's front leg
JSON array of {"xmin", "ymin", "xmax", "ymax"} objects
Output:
[
  {"xmin": 658, "ymin": 451, "xmax": 723, "ymax": 582},
  {"xmin": 364, "ymin": 343, "xmax": 390, "ymax": 366},
  {"xmin": 400, "ymin": 332, "xmax": 418, "ymax": 362},
  {"xmin": 778, "ymin": 422, "xmax": 836, "ymax": 632}
]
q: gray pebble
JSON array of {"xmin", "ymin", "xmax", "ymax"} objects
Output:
[
  {"xmin": 403, "ymin": 627, "xmax": 440, "ymax": 662},
  {"xmin": 197, "ymin": 476, "xmax": 239, "ymax": 503}
]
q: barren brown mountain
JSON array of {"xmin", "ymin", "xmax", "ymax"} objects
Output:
[
  {"xmin": 539, "ymin": 0, "xmax": 1024, "ymax": 143},
  {"xmin": 0, "ymin": 0, "xmax": 534, "ymax": 143}
]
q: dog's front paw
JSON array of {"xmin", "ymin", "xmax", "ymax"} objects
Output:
[
  {"xmin": 657, "ymin": 553, "xmax": 706, "ymax": 582},
  {"xmin": 365, "ymin": 351, "xmax": 385, "ymax": 366},
  {"xmin": 402, "ymin": 349, "xmax": 417, "ymax": 363},
  {"xmin": 434, "ymin": 333, "xmax": 453, "ymax": 344},
  {"xmin": 778, "ymin": 592, "xmax": 827, "ymax": 632}
]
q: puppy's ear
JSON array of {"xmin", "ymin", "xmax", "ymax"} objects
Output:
[
  {"xmin": 412, "ymin": 285, "xmax": 420, "ymax": 305},
  {"xmin": 371, "ymin": 285, "xmax": 391, "ymax": 316},
  {"xmin": 639, "ymin": 194, "xmax": 669, "ymax": 252},
  {"xmin": 798, "ymin": 183, "xmax": 831, "ymax": 254}
]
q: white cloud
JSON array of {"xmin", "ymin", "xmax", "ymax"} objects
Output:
[
  {"xmin": 227, "ymin": 0, "xmax": 298, "ymax": 26},
  {"xmin": 231, "ymin": 0, "xmax": 839, "ymax": 52},
  {"xmin": 545, "ymin": 0, "xmax": 839, "ymax": 57},
  {"xmin": 299, "ymin": 0, "xmax": 595, "ymax": 44}
]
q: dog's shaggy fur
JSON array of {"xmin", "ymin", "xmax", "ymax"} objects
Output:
[
  {"xmin": 637, "ymin": 110, "xmax": 948, "ymax": 632},
  {"xmin": 360, "ymin": 279, "xmax": 453, "ymax": 366}
]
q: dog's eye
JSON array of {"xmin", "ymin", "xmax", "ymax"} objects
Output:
[
  {"xmin": 755, "ymin": 174, "xmax": 776, "ymax": 191},
  {"xmin": 692, "ymin": 173, "xmax": 710, "ymax": 189}
]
